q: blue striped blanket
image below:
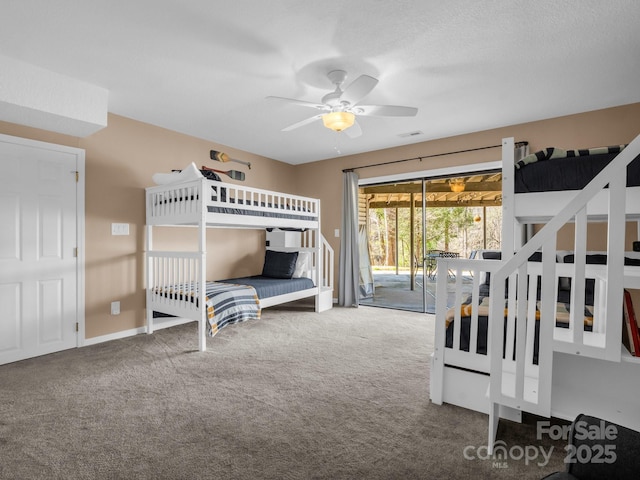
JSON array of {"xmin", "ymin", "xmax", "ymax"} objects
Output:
[
  {"xmin": 515, "ymin": 144, "xmax": 627, "ymax": 169},
  {"xmin": 204, "ymin": 282, "xmax": 261, "ymax": 336},
  {"xmin": 154, "ymin": 282, "xmax": 261, "ymax": 337}
]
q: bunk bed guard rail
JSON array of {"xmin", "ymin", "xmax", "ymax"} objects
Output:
[{"xmin": 146, "ymin": 178, "xmax": 320, "ymax": 228}]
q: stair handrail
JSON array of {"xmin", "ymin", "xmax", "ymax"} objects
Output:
[{"xmin": 320, "ymin": 233, "xmax": 335, "ymax": 290}]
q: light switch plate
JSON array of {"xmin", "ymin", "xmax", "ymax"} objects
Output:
[
  {"xmin": 111, "ymin": 223, "xmax": 129, "ymax": 235},
  {"xmin": 111, "ymin": 301, "xmax": 120, "ymax": 315}
]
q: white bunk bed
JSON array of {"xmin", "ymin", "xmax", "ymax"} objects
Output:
[
  {"xmin": 430, "ymin": 134, "xmax": 640, "ymax": 452},
  {"xmin": 145, "ymin": 171, "xmax": 334, "ymax": 352}
]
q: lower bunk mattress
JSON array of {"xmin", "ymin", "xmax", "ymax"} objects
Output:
[
  {"xmin": 218, "ymin": 275, "xmax": 315, "ymax": 299},
  {"xmin": 153, "ymin": 276, "xmax": 315, "ymax": 337},
  {"xmin": 444, "ymin": 293, "xmax": 594, "ymax": 364}
]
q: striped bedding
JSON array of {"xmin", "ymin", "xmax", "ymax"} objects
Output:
[
  {"xmin": 154, "ymin": 282, "xmax": 260, "ymax": 337},
  {"xmin": 203, "ymin": 282, "xmax": 261, "ymax": 336},
  {"xmin": 444, "ymin": 294, "xmax": 594, "ymax": 363},
  {"xmin": 445, "ymin": 295, "xmax": 594, "ymax": 328},
  {"xmin": 515, "ymin": 144, "xmax": 627, "ymax": 169}
]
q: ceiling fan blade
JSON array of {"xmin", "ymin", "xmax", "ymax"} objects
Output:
[
  {"xmin": 344, "ymin": 121, "xmax": 362, "ymax": 139},
  {"xmin": 266, "ymin": 96, "xmax": 328, "ymax": 110},
  {"xmin": 339, "ymin": 75, "xmax": 378, "ymax": 105},
  {"xmin": 355, "ymin": 105, "xmax": 418, "ymax": 117},
  {"xmin": 281, "ymin": 114, "xmax": 323, "ymax": 132}
]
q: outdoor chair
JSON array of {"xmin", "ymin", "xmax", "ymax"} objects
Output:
[{"xmin": 425, "ymin": 250, "xmax": 441, "ymax": 279}]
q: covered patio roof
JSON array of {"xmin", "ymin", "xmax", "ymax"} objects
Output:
[{"xmin": 361, "ymin": 172, "xmax": 502, "ymax": 208}]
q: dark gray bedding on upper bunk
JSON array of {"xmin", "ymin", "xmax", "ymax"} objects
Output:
[{"xmin": 514, "ymin": 150, "xmax": 640, "ymax": 193}]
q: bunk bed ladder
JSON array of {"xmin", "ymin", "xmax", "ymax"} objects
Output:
[{"xmin": 488, "ymin": 133, "xmax": 640, "ymax": 453}]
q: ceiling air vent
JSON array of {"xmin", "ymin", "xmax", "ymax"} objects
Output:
[{"xmin": 398, "ymin": 131, "xmax": 423, "ymax": 138}]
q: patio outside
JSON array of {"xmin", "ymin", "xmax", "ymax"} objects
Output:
[{"xmin": 358, "ymin": 174, "xmax": 502, "ymax": 313}]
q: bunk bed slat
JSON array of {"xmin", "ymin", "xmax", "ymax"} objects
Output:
[
  {"xmin": 570, "ymin": 208, "xmax": 587, "ymax": 347},
  {"xmin": 469, "ymin": 271, "xmax": 481, "ymax": 355}
]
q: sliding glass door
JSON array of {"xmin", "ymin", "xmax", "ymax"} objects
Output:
[
  {"xmin": 359, "ymin": 179, "xmax": 426, "ymax": 312},
  {"xmin": 359, "ymin": 171, "xmax": 502, "ymax": 313}
]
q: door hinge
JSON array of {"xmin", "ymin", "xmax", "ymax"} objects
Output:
[
  {"xmin": 75, "ymin": 322, "xmax": 79, "ymax": 332},
  {"xmin": 74, "ymin": 247, "xmax": 78, "ymax": 257},
  {"xmin": 73, "ymin": 171, "xmax": 79, "ymax": 182}
]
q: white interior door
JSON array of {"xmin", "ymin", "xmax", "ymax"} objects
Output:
[{"xmin": 0, "ymin": 135, "xmax": 82, "ymax": 365}]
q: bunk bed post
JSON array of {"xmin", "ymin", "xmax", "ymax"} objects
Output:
[
  {"xmin": 430, "ymin": 264, "xmax": 449, "ymax": 405},
  {"xmin": 146, "ymin": 223, "xmax": 154, "ymax": 334},
  {"xmin": 314, "ymin": 205, "xmax": 322, "ymax": 313},
  {"xmin": 603, "ymin": 170, "xmax": 626, "ymax": 361},
  {"xmin": 198, "ymin": 178, "xmax": 207, "ymax": 352},
  {"xmin": 487, "ymin": 137, "xmax": 516, "ymax": 451},
  {"xmin": 501, "ymin": 137, "xmax": 516, "ymax": 258}
]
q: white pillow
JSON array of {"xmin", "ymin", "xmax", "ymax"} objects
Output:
[
  {"xmin": 152, "ymin": 162, "xmax": 203, "ymax": 185},
  {"xmin": 292, "ymin": 251, "xmax": 311, "ymax": 278}
]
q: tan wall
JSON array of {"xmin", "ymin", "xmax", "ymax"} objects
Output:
[
  {"xmin": 295, "ymin": 103, "xmax": 640, "ymax": 288},
  {"xmin": 541, "ymin": 223, "xmax": 638, "ymax": 252},
  {"xmin": 3, "ymin": 102, "xmax": 640, "ymax": 339},
  {"xmin": 0, "ymin": 114, "xmax": 297, "ymax": 338}
]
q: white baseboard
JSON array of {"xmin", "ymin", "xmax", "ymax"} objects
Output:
[
  {"xmin": 83, "ymin": 326, "xmax": 145, "ymax": 346},
  {"xmin": 83, "ymin": 317, "xmax": 195, "ymax": 346}
]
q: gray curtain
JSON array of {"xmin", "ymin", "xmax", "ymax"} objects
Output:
[{"xmin": 338, "ymin": 171, "xmax": 360, "ymax": 307}]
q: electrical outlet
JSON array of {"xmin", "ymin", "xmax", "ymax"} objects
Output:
[
  {"xmin": 334, "ymin": 229, "xmax": 340, "ymax": 238},
  {"xmin": 111, "ymin": 301, "xmax": 120, "ymax": 315}
]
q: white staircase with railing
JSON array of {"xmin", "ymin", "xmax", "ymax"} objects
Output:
[{"xmin": 486, "ymin": 134, "xmax": 640, "ymax": 452}]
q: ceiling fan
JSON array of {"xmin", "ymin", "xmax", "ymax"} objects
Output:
[{"xmin": 266, "ymin": 70, "xmax": 418, "ymax": 137}]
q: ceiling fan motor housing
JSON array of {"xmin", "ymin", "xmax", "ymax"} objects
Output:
[
  {"xmin": 327, "ymin": 69, "xmax": 348, "ymax": 86},
  {"xmin": 322, "ymin": 70, "xmax": 349, "ymax": 108}
]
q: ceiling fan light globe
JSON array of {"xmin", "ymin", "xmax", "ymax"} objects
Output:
[{"xmin": 322, "ymin": 111, "xmax": 355, "ymax": 132}]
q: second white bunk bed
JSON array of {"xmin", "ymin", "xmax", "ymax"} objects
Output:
[
  {"xmin": 430, "ymin": 135, "xmax": 640, "ymax": 451},
  {"xmin": 145, "ymin": 166, "xmax": 334, "ymax": 352}
]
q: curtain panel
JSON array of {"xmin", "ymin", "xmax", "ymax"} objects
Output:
[{"xmin": 338, "ymin": 171, "xmax": 360, "ymax": 307}]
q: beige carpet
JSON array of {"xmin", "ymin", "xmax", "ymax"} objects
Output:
[{"xmin": 0, "ymin": 301, "xmax": 567, "ymax": 479}]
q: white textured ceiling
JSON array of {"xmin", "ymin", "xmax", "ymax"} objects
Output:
[{"xmin": 1, "ymin": 0, "xmax": 639, "ymax": 164}]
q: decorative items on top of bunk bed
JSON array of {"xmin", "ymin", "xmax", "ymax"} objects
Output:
[
  {"xmin": 210, "ymin": 149, "xmax": 252, "ymax": 169},
  {"xmin": 201, "ymin": 165, "xmax": 245, "ymax": 181}
]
